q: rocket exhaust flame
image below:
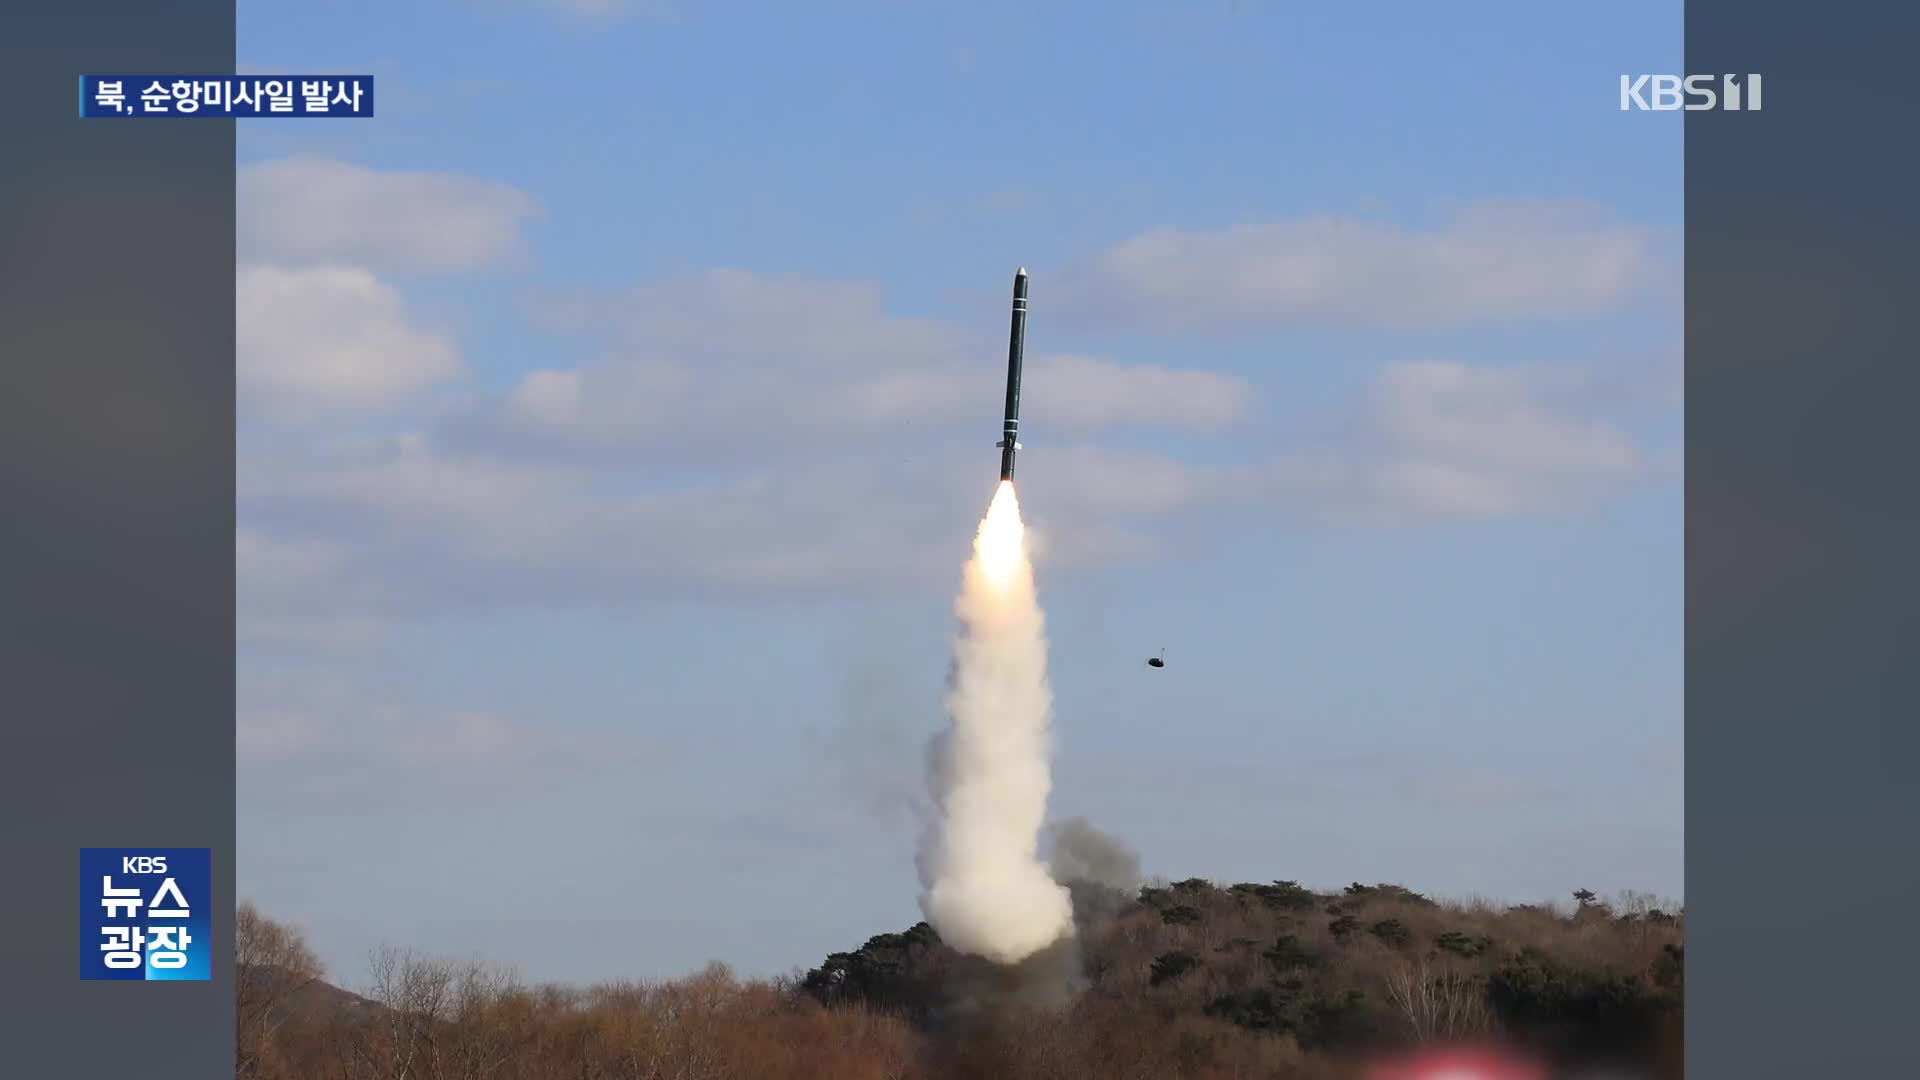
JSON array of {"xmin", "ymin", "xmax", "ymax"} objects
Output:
[{"xmin": 917, "ymin": 479, "xmax": 1075, "ymax": 965}]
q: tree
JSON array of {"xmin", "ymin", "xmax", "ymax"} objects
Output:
[
  {"xmin": 1229, "ymin": 880, "xmax": 1319, "ymax": 912},
  {"xmin": 1385, "ymin": 958, "xmax": 1496, "ymax": 1043},
  {"xmin": 235, "ymin": 900, "xmax": 325, "ymax": 1080},
  {"xmin": 1346, "ymin": 883, "xmax": 1436, "ymax": 907},
  {"xmin": 1160, "ymin": 905, "xmax": 1203, "ymax": 926},
  {"xmin": 1653, "ymin": 943, "xmax": 1684, "ymax": 994},
  {"xmin": 1434, "ymin": 931, "xmax": 1492, "ymax": 958},
  {"xmin": 1149, "ymin": 951, "xmax": 1201, "ymax": 986},
  {"xmin": 362, "ymin": 945, "xmax": 459, "ymax": 1080},
  {"xmin": 1370, "ymin": 919, "xmax": 1413, "ymax": 948},
  {"xmin": 1488, "ymin": 947, "xmax": 1666, "ymax": 1057},
  {"xmin": 1262, "ymin": 935, "xmax": 1319, "ymax": 971}
]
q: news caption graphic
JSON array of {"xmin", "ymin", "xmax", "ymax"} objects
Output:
[
  {"xmin": 79, "ymin": 75, "xmax": 374, "ymax": 117},
  {"xmin": 80, "ymin": 848, "xmax": 212, "ymax": 981}
]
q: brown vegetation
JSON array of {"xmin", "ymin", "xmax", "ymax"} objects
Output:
[{"xmin": 240, "ymin": 882, "xmax": 1682, "ymax": 1079}]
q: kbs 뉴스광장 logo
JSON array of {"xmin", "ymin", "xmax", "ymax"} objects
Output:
[{"xmin": 80, "ymin": 848, "xmax": 212, "ymax": 981}]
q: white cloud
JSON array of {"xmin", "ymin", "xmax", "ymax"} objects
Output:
[
  {"xmin": 230, "ymin": 234, "xmax": 1663, "ymax": 644},
  {"xmin": 487, "ymin": 269, "xmax": 1252, "ymax": 456},
  {"xmin": 243, "ymin": 436, "xmax": 945, "ymax": 607},
  {"xmin": 236, "ymin": 530, "xmax": 392, "ymax": 651},
  {"xmin": 1051, "ymin": 200, "xmax": 1665, "ymax": 332},
  {"xmin": 497, "ymin": 352, "xmax": 1248, "ymax": 450},
  {"xmin": 234, "ymin": 347, "xmax": 1651, "ymax": 637},
  {"xmin": 238, "ymin": 157, "xmax": 539, "ymax": 274},
  {"xmin": 1282, "ymin": 360, "xmax": 1641, "ymax": 519},
  {"xmin": 537, "ymin": 269, "xmax": 966, "ymax": 387},
  {"xmin": 235, "ymin": 430, "xmax": 1229, "ymax": 634},
  {"xmin": 238, "ymin": 266, "xmax": 461, "ymax": 415},
  {"xmin": 241, "ymin": 618, "xmax": 391, "ymax": 652},
  {"xmin": 1019, "ymin": 445, "xmax": 1245, "ymax": 517},
  {"xmin": 1026, "ymin": 354, "xmax": 1250, "ymax": 431},
  {"xmin": 236, "ymin": 529, "xmax": 345, "ymax": 584},
  {"xmin": 239, "ymin": 671, "xmax": 655, "ymax": 809},
  {"xmin": 248, "ymin": 433, "xmax": 563, "ymax": 523}
]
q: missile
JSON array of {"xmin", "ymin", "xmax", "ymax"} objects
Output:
[{"xmin": 997, "ymin": 267, "xmax": 1028, "ymax": 481}]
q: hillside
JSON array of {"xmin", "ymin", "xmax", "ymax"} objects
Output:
[{"xmin": 238, "ymin": 881, "xmax": 1683, "ymax": 1079}]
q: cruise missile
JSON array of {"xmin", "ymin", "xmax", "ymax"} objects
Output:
[{"xmin": 997, "ymin": 267, "xmax": 1028, "ymax": 481}]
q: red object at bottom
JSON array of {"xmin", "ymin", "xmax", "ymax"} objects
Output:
[{"xmin": 1362, "ymin": 1045, "xmax": 1551, "ymax": 1080}]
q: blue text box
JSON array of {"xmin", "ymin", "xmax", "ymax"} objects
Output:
[{"xmin": 80, "ymin": 76, "xmax": 374, "ymax": 117}]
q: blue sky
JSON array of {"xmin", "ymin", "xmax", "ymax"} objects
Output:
[{"xmin": 235, "ymin": 0, "xmax": 1684, "ymax": 987}]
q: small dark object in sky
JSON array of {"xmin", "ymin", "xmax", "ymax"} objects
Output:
[{"xmin": 1146, "ymin": 650, "xmax": 1166, "ymax": 669}]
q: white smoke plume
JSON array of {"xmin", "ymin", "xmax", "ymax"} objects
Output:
[{"xmin": 916, "ymin": 480, "xmax": 1076, "ymax": 965}]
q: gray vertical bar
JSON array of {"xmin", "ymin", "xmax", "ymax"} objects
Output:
[
  {"xmin": 0, "ymin": 4, "xmax": 235, "ymax": 1079},
  {"xmin": 1687, "ymin": 0, "xmax": 1917, "ymax": 1075}
]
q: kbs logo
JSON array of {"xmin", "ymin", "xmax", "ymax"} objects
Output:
[
  {"xmin": 1620, "ymin": 74, "xmax": 1763, "ymax": 111},
  {"xmin": 80, "ymin": 847, "xmax": 212, "ymax": 981}
]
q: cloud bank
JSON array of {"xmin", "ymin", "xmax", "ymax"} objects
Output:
[
  {"xmin": 235, "ymin": 157, "xmax": 1673, "ymax": 645},
  {"xmin": 1279, "ymin": 360, "xmax": 1643, "ymax": 520},
  {"xmin": 238, "ymin": 157, "xmax": 540, "ymax": 274},
  {"xmin": 238, "ymin": 671, "xmax": 654, "ymax": 810},
  {"xmin": 1051, "ymin": 200, "xmax": 1666, "ymax": 333},
  {"xmin": 238, "ymin": 265, "xmax": 461, "ymax": 414}
]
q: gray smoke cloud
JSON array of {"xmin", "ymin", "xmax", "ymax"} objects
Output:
[
  {"xmin": 817, "ymin": 649, "xmax": 934, "ymax": 828},
  {"xmin": 1047, "ymin": 816, "xmax": 1144, "ymax": 892},
  {"xmin": 1048, "ymin": 816, "xmax": 1144, "ymax": 933}
]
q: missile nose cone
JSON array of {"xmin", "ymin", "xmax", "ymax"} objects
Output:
[{"xmin": 1017, "ymin": 266, "xmax": 1028, "ymax": 277}]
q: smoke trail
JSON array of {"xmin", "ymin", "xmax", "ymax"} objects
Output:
[
  {"xmin": 1047, "ymin": 817, "xmax": 1143, "ymax": 894},
  {"xmin": 916, "ymin": 480, "xmax": 1075, "ymax": 966}
]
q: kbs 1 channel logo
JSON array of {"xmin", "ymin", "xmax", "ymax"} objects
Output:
[
  {"xmin": 1620, "ymin": 73, "xmax": 1763, "ymax": 111},
  {"xmin": 80, "ymin": 848, "xmax": 212, "ymax": 981},
  {"xmin": 78, "ymin": 75, "xmax": 374, "ymax": 117}
]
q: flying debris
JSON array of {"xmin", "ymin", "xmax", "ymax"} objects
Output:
[
  {"xmin": 996, "ymin": 267, "xmax": 1029, "ymax": 481},
  {"xmin": 1146, "ymin": 650, "xmax": 1166, "ymax": 669}
]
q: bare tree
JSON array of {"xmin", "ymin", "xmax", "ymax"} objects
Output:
[
  {"xmin": 1613, "ymin": 889, "xmax": 1657, "ymax": 918},
  {"xmin": 235, "ymin": 900, "xmax": 326, "ymax": 1080},
  {"xmin": 1384, "ymin": 956, "xmax": 1496, "ymax": 1043},
  {"xmin": 363, "ymin": 945, "xmax": 457, "ymax": 1080},
  {"xmin": 440, "ymin": 959, "xmax": 529, "ymax": 1080}
]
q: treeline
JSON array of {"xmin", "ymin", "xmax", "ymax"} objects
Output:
[{"xmin": 237, "ymin": 881, "xmax": 1683, "ymax": 1079}]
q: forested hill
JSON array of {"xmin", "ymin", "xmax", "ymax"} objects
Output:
[{"xmin": 238, "ymin": 880, "xmax": 1684, "ymax": 1079}]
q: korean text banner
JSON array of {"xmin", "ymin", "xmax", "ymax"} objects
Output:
[
  {"xmin": 79, "ymin": 75, "xmax": 373, "ymax": 117},
  {"xmin": 80, "ymin": 848, "xmax": 213, "ymax": 981}
]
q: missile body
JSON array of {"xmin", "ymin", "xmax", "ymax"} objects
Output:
[{"xmin": 998, "ymin": 268, "xmax": 1029, "ymax": 481}]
